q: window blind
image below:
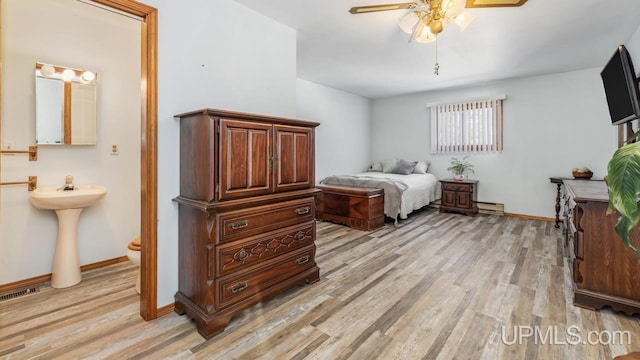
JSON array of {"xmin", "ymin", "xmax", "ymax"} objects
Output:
[{"xmin": 430, "ymin": 97, "xmax": 504, "ymax": 154}]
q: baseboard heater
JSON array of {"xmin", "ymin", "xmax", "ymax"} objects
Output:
[{"xmin": 431, "ymin": 200, "xmax": 504, "ymax": 216}]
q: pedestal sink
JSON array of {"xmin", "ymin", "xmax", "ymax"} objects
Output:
[{"xmin": 30, "ymin": 185, "xmax": 107, "ymax": 288}]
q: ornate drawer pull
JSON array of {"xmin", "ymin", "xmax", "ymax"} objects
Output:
[
  {"xmin": 229, "ymin": 281, "xmax": 248, "ymax": 293},
  {"xmin": 229, "ymin": 220, "xmax": 249, "ymax": 230},
  {"xmin": 296, "ymin": 256, "xmax": 310, "ymax": 265},
  {"xmin": 238, "ymin": 249, "xmax": 248, "ymax": 261},
  {"xmin": 295, "ymin": 207, "xmax": 310, "ymax": 215},
  {"xmin": 294, "ymin": 231, "xmax": 306, "ymax": 242}
]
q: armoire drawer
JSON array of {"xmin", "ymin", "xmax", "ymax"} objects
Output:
[
  {"xmin": 216, "ymin": 197, "xmax": 315, "ymax": 243},
  {"xmin": 216, "ymin": 247, "xmax": 315, "ymax": 309},
  {"xmin": 216, "ymin": 221, "xmax": 315, "ymax": 276}
]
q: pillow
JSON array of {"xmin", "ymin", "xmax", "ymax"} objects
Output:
[
  {"xmin": 412, "ymin": 160, "xmax": 431, "ymax": 174},
  {"xmin": 367, "ymin": 161, "xmax": 383, "ymax": 172},
  {"xmin": 393, "ymin": 159, "xmax": 418, "ymax": 175},
  {"xmin": 381, "ymin": 158, "xmax": 398, "ymax": 173}
]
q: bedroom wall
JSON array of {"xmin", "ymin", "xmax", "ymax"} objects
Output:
[
  {"xmin": 131, "ymin": 0, "xmax": 298, "ymax": 307},
  {"xmin": 624, "ymin": 24, "xmax": 640, "ymax": 133},
  {"xmin": 371, "ymin": 67, "xmax": 618, "ymax": 218},
  {"xmin": 296, "ymin": 79, "xmax": 372, "ymax": 181},
  {"xmin": 626, "ymin": 25, "xmax": 640, "ymax": 62}
]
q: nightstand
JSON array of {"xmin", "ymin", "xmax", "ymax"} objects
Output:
[{"xmin": 439, "ymin": 179, "xmax": 478, "ymax": 216}]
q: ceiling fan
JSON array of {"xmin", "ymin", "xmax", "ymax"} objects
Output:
[{"xmin": 349, "ymin": 0, "xmax": 528, "ymax": 43}]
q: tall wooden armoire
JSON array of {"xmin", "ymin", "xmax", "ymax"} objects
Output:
[{"xmin": 173, "ymin": 108, "xmax": 320, "ymax": 338}]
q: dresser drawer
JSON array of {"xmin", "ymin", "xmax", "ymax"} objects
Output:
[
  {"xmin": 216, "ymin": 197, "xmax": 315, "ymax": 243},
  {"xmin": 216, "ymin": 247, "xmax": 316, "ymax": 308},
  {"xmin": 217, "ymin": 221, "xmax": 315, "ymax": 276},
  {"xmin": 441, "ymin": 182, "xmax": 472, "ymax": 192}
]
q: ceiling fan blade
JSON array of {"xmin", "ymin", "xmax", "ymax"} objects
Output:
[
  {"xmin": 349, "ymin": 2, "xmax": 418, "ymax": 14},
  {"xmin": 464, "ymin": 0, "xmax": 527, "ymax": 7}
]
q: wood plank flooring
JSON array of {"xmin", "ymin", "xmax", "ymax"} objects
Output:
[{"xmin": 1, "ymin": 208, "xmax": 639, "ymax": 359}]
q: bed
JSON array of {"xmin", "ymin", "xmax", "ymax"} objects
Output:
[{"xmin": 317, "ymin": 159, "xmax": 439, "ymax": 225}]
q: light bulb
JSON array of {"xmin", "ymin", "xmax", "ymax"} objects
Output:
[
  {"xmin": 81, "ymin": 71, "xmax": 95, "ymax": 82},
  {"xmin": 61, "ymin": 69, "xmax": 75, "ymax": 82},
  {"xmin": 416, "ymin": 27, "xmax": 436, "ymax": 43},
  {"xmin": 40, "ymin": 64, "xmax": 55, "ymax": 78}
]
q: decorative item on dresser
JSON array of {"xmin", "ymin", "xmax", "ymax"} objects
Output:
[
  {"xmin": 173, "ymin": 108, "xmax": 321, "ymax": 339},
  {"xmin": 563, "ymin": 180, "xmax": 640, "ymax": 315},
  {"xmin": 439, "ymin": 179, "xmax": 478, "ymax": 216},
  {"xmin": 571, "ymin": 167, "xmax": 593, "ymax": 179}
]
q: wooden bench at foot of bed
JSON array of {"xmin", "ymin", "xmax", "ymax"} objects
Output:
[{"xmin": 315, "ymin": 185, "xmax": 384, "ymax": 231}]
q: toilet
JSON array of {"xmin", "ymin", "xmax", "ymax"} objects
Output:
[{"xmin": 127, "ymin": 237, "xmax": 141, "ymax": 294}]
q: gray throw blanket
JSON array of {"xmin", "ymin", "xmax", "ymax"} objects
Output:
[{"xmin": 320, "ymin": 175, "xmax": 409, "ymax": 222}]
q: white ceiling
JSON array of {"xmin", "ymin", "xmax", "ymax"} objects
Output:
[{"xmin": 234, "ymin": 0, "xmax": 640, "ymax": 99}]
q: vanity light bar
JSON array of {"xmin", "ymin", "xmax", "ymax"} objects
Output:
[
  {"xmin": 36, "ymin": 63, "xmax": 97, "ymax": 84},
  {"xmin": 77, "ymin": 0, "xmax": 144, "ymax": 22}
]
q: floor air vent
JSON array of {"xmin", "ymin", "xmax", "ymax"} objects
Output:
[{"xmin": 0, "ymin": 286, "xmax": 39, "ymax": 301}]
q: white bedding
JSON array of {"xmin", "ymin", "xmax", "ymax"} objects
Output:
[{"xmin": 349, "ymin": 172, "xmax": 439, "ymax": 219}]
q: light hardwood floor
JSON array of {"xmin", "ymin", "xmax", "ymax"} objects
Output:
[{"xmin": 1, "ymin": 208, "xmax": 639, "ymax": 359}]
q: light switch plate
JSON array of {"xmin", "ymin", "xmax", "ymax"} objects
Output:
[{"xmin": 111, "ymin": 144, "xmax": 119, "ymax": 155}]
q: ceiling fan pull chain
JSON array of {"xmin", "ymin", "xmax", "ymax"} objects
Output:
[{"xmin": 434, "ymin": 37, "xmax": 440, "ymax": 75}]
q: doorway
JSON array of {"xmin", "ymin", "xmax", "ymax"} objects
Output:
[
  {"xmin": 89, "ymin": 0, "xmax": 158, "ymax": 321},
  {"xmin": 0, "ymin": 0, "xmax": 159, "ymax": 320}
]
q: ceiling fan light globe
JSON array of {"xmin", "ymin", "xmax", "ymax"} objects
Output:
[
  {"xmin": 421, "ymin": 25, "xmax": 433, "ymax": 36},
  {"xmin": 415, "ymin": 24, "xmax": 436, "ymax": 43},
  {"xmin": 445, "ymin": 0, "xmax": 466, "ymax": 18},
  {"xmin": 454, "ymin": 11, "xmax": 476, "ymax": 31},
  {"xmin": 398, "ymin": 12, "xmax": 419, "ymax": 34}
]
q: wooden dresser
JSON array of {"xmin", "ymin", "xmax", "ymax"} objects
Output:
[
  {"xmin": 564, "ymin": 180, "xmax": 640, "ymax": 315},
  {"xmin": 173, "ymin": 108, "xmax": 321, "ymax": 338},
  {"xmin": 439, "ymin": 179, "xmax": 478, "ymax": 216}
]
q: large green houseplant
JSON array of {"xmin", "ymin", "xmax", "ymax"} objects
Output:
[{"xmin": 607, "ymin": 131, "xmax": 640, "ymax": 258}]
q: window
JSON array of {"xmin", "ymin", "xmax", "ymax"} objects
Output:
[{"xmin": 429, "ymin": 96, "xmax": 504, "ymax": 154}]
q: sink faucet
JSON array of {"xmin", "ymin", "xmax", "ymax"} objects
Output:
[{"xmin": 62, "ymin": 175, "xmax": 75, "ymax": 191}]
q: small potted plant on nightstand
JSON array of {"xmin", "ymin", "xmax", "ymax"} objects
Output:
[{"xmin": 448, "ymin": 156, "xmax": 474, "ymax": 181}]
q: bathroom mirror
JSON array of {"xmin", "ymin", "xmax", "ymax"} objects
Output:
[{"xmin": 35, "ymin": 63, "xmax": 98, "ymax": 145}]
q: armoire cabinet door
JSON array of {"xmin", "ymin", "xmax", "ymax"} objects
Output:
[
  {"xmin": 219, "ymin": 119, "xmax": 272, "ymax": 200},
  {"xmin": 274, "ymin": 125, "xmax": 314, "ymax": 192}
]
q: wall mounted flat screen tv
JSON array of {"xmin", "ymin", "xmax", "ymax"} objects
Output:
[{"xmin": 601, "ymin": 45, "xmax": 640, "ymax": 125}]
